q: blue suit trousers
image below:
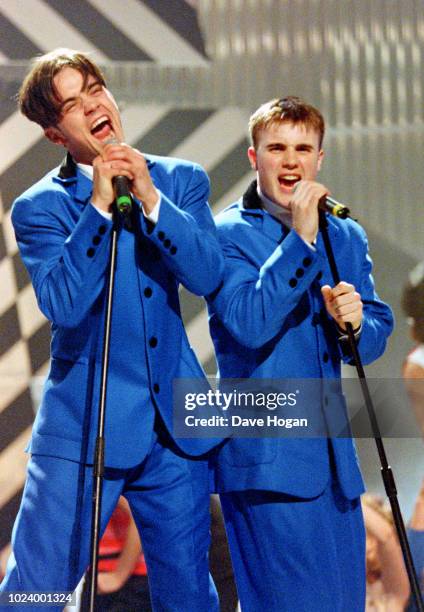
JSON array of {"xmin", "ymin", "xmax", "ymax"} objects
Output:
[{"xmin": 0, "ymin": 427, "xmax": 218, "ymax": 612}]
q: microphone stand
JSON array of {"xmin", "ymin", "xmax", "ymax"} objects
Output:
[
  {"xmin": 319, "ymin": 211, "xmax": 423, "ymax": 611},
  {"xmin": 86, "ymin": 204, "xmax": 121, "ymax": 612}
]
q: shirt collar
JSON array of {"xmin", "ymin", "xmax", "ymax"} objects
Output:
[{"xmin": 77, "ymin": 163, "xmax": 93, "ymax": 181}]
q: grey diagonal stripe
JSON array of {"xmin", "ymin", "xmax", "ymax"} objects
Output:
[
  {"xmin": 0, "ymin": 12, "xmax": 41, "ymax": 59},
  {"xmin": 1, "ymin": 139, "xmax": 63, "ymax": 212},
  {"xmin": 134, "ymin": 109, "xmax": 215, "ymax": 158},
  {"xmin": 0, "ymin": 85, "xmax": 20, "ymax": 124},
  {"xmin": 142, "ymin": 0, "xmax": 208, "ymax": 58},
  {"xmin": 0, "ymin": 306, "xmax": 20, "ymax": 359},
  {"xmin": 0, "ymin": 224, "xmax": 6, "ymax": 261},
  {"xmin": 27, "ymin": 322, "xmax": 51, "ymax": 375},
  {"xmin": 0, "ymin": 490, "xmax": 23, "ymax": 549},
  {"xmin": 0, "ymin": 389, "xmax": 34, "ymax": 454},
  {"xmin": 208, "ymin": 138, "xmax": 250, "ymax": 206},
  {"xmin": 45, "ymin": 0, "xmax": 152, "ymax": 61},
  {"xmin": 12, "ymin": 252, "xmax": 31, "ymax": 293}
]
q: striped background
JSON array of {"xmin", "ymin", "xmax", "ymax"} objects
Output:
[
  {"xmin": 1, "ymin": 0, "xmax": 423, "ymax": 562},
  {"xmin": 0, "ymin": 0, "xmax": 255, "ymax": 556}
]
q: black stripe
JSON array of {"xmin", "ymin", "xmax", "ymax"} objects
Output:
[
  {"xmin": 180, "ymin": 289, "xmax": 206, "ymax": 325},
  {"xmin": 208, "ymin": 138, "xmax": 250, "ymax": 206},
  {"xmin": 1, "ymin": 139, "xmax": 63, "ymax": 212},
  {"xmin": 0, "ymin": 389, "xmax": 34, "ymax": 454},
  {"xmin": 0, "ymin": 489, "xmax": 24, "ymax": 549},
  {"xmin": 142, "ymin": 0, "xmax": 208, "ymax": 58},
  {"xmin": 0, "ymin": 306, "xmax": 20, "ymax": 358},
  {"xmin": 28, "ymin": 322, "xmax": 51, "ymax": 375},
  {"xmin": 0, "ymin": 13, "xmax": 42, "ymax": 59},
  {"xmin": 135, "ymin": 109, "xmax": 215, "ymax": 157},
  {"xmin": 45, "ymin": 0, "xmax": 152, "ymax": 61},
  {"xmin": 12, "ymin": 252, "xmax": 31, "ymax": 292}
]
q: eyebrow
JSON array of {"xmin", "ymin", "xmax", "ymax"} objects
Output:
[
  {"xmin": 266, "ymin": 142, "xmax": 315, "ymax": 150},
  {"xmin": 59, "ymin": 76, "xmax": 102, "ymax": 110}
]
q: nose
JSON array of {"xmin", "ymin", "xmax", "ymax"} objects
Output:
[
  {"xmin": 82, "ymin": 93, "xmax": 98, "ymax": 115},
  {"xmin": 282, "ymin": 146, "xmax": 298, "ymax": 167}
]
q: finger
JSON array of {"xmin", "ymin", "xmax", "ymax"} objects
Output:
[
  {"xmin": 332, "ymin": 281, "xmax": 355, "ymax": 297},
  {"xmin": 332, "ymin": 291, "xmax": 361, "ymax": 310},
  {"xmin": 320, "ymin": 285, "xmax": 333, "ymax": 303}
]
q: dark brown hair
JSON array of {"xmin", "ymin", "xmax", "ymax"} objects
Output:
[
  {"xmin": 249, "ymin": 96, "xmax": 325, "ymax": 149},
  {"xmin": 18, "ymin": 48, "xmax": 106, "ymax": 128}
]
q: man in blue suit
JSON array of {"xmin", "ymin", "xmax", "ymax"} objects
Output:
[
  {"xmin": 208, "ymin": 97, "xmax": 394, "ymax": 611},
  {"xmin": 0, "ymin": 49, "xmax": 223, "ymax": 611}
]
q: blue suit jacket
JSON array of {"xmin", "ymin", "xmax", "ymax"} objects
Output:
[
  {"xmin": 12, "ymin": 153, "xmax": 224, "ymax": 468},
  {"xmin": 208, "ymin": 181, "xmax": 394, "ymax": 499}
]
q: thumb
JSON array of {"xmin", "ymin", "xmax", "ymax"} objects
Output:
[{"xmin": 320, "ymin": 285, "xmax": 333, "ymax": 304}]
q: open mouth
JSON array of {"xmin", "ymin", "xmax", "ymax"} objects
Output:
[
  {"xmin": 279, "ymin": 175, "xmax": 301, "ymax": 189},
  {"xmin": 90, "ymin": 116, "xmax": 113, "ymax": 140}
]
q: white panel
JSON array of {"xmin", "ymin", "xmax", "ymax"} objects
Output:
[
  {"xmin": 0, "ymin": 112, "xmax": 43, "ymax": 176},
  {"xmin": 0, "ymin": 257, "xmax": 17, "ymax": 317},
  {"xmin": 2, "ymin": 210, "xmax": 18, "ymax": 257},
  {"xmin": 0, "ymin": 428, "xmax": 31, "ymax": 507},
  {"xmin": 16, "ymin": 285, "xmax": 46, "ymax": 340},
  {"xmin": 0, "ymin": 0, "xmax": 108, "ymax": 61},
  {"xmin": 0, "ymin": 341, "xmax": 31, "ymax": 413},
  {"xmin": 88, "ymin": 0, "xmax": 209, "ymax": 65},
  {"xmin": 186, "ymin": 308, "xmax": 214, "ymax": 365}
]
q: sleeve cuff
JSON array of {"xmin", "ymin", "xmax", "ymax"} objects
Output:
[
  {"xmin": 141, "ymin": 192, "xmax": 161, "ymax": 224},
  {"xmin": 337, "ymin": 322, "xmax": 362, "ymax": 342},
  {"xmin": 90, "ymin": 203, "xmax": 113, "ymax": 221}
]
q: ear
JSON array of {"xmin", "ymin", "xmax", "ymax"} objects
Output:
[
  {"xmin": 247, "ymin": 146, "xmax": 257, "ymax": 171},
  {"xmin": 317, "ymin": 149, "xmax": 324, "ymax": 172},
  {"xmin": 44, "ymin": 126, "xmax": 66, "ymax": 147}
]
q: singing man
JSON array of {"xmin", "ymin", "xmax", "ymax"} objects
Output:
[
  {"xmin": 207, "ymin": 96, "xmax": 394, "ymax": 611},
  {"xmin": 0, "ymin": 48, "xmax": 224, "ymax": 611}
]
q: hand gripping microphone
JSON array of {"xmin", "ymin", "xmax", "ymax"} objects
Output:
[{"xmin": 105, "ymin": 137, "xmax": 132, "ymax": 215}]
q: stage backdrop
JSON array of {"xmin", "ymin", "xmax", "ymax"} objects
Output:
[{"xmin": 0, "ymin": 0, "xmax": 423, "ymax": 557}]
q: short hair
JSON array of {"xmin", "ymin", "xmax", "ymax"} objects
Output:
[
  {"xmin": 402, "ymin": 261, "xmax": 424, "ymax": 343},
  {"xmin": 18, "ymin": 48, "xmax": 106, "ymax": 129},
  {"xmin": 248, "ymin": 96, "xmax": 325, "ymax": 149}
]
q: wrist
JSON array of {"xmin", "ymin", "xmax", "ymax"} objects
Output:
[
  {"xmin": 91, "ymin": 196, "xmax": 113, "ymax": 213},
  {"xmin": 141, "ymin": 188, "xmax": 159, "ymax": 214}
]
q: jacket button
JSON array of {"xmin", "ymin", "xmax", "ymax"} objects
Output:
[
  {"xmin": 93, "ymin": 235, "xmax": 101, "ymax": 245},
  {"xmin": 295, "ymin": 268, "xmax": 304, "ymax": 278},
  {"xmin": 170, "ymin": 246, "xmax": 177, "ymax": 255},
  {"xmin": 289, "ymin": 278, "xmax": 297, "ymax": 288},
  {"xmin": 316, "ymin": 271, "xmax": 323, "ymax": 281},
  {"xmin": 149, "ymin": 337, "xmax": 158, "ymax": 348},
  {"xmin": 323, "ymin": 352, "xmax": 329, "ymax": 362},
  {"xmin": 86, "ymin": 248, "xmax": 95, "ymax": 258},
  {"xmin": 153, "ymin": 383, "xmax": 160, "ymax": 393},
  {"xmin": 164, "ymin": 239, "xmax": 171, "ymax": 248},
  {"xmin": 158, "ymin": 231, "xmax": 165, "ymax": 241},
  {"xmin": 144, "ymin": 287, "xmax": 153, "ymax": 298},
  {"xmin": 303, "ymin": 256, "xmax": 312, "ymax": 267},
  {"xmin": 98, "ymin": 225, "xmax": 107, "ymax": 235}
]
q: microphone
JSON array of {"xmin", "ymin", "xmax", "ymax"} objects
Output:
[
  {"xmin": 113, "ymin": 175, "xmax": 132, "ymax": 216},
  {"xmin": 318, "ymin": 195, "xmax": 351, "ymax": 219},
  {"xmin": 105, "ymin": 137, "xmax": 132, "ymax": 215}
]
